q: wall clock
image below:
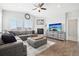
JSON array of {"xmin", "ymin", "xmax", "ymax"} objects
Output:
[{"xmin": 25, "ymin": 13, "xmax": 30, "ymax": 20}]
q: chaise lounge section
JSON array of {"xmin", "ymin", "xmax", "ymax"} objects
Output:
[{"xmin": 0, "ymin": 36, "xmax": 27, "ymax": 56}]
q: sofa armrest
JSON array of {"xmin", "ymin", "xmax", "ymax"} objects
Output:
[
  {"xmin": 0, "ymin": 40, "xmax": 26, "ymax": 56},
  {"xmin": 23, "ymin": 44, "xmax": 27, "ymax": 56},
  {"xmin": 0, "ymin": 39, "xmax": 22, "ymax": 49}
]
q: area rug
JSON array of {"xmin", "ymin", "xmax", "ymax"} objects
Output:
[{"xmin": 23, "ymin": 40, "xmax": 55, "ymax": 56}]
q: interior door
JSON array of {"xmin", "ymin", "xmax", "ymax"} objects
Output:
[{"xmin": 68, "ymin": 19, "xmax": 77, "ymax": 41}]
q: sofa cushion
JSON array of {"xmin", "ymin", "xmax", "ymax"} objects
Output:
[
  {"xmin": 8, "ymin": 31, "xmax": 16, "ymax": 36},
  {"xmin": 9, "ymin": 31, "xmax": 32, "ymax": 35},
  {"xmin": 1, "ymin": 33, "xmax": 17, "ymax": 44}
]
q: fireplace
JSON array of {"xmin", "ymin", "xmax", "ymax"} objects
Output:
[{"xmin": 37, "ymin": 28, "xmax": 44, "ymax": 34}]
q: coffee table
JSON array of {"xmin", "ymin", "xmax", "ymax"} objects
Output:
[{"xmin": 27, "ymin": 35, "xmax": 47, "ymax": 48}]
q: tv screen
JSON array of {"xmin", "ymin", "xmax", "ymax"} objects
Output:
[{"xmin": 49, "ymin": 23, "xmax": 62, "ymax": 31}]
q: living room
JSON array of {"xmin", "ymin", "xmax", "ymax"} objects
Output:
[{"xmin": 0, "ymin": 3, "xmax": 79, "ymax": 56}]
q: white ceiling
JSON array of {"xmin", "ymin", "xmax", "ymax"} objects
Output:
[{"xmin": 0, "ymin": 3, "xmax": 79, "ymax": 16}]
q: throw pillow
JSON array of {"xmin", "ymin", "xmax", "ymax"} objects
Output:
[{"xmin": 1, "ymin": 33, "xmax": 16, "ymax": 44}]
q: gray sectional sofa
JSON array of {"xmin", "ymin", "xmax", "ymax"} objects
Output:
[
  {"xmin": 8, "ymin": 30, "xmax": 33, "ymax": 41},
  {"xmin": 0, "ymin": 36, "xmax": 27, "ymax": 56}
]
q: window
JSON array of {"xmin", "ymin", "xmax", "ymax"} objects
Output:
[
  {"xmin": 9, "ymin": 18, "xmax": 33, "ymax": 30},
  {"xmin": 16, "ymin": 19, "xmax": 23, "ymax": 29},
  {"xmin": 9, "ymin": 19, "xmax": 17, "ymax": 29},
  {"xmin": 24, "ymin": 20, "xmax": 33, "ymax": 29}
]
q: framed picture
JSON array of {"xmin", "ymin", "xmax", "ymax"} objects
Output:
[{"xmin": 37, "ymin": 18, "xmax": 44, "ymax": 25}]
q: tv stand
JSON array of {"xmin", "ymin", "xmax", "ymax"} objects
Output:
[{"xmin": 46, "ymin": 31, "xmax": 66, "ymax": 40}]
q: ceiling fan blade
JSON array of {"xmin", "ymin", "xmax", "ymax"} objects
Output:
[
  {"xmin": 41, "ymin": 8, "xmax": 46, "ymax": 10},
  {"xmin": 32, "ymin": 8, "xmax": 37, "ymax": 10},
  {"xmin": 40, "ymin": 3, "xmax": 44, "ymax": 7}
]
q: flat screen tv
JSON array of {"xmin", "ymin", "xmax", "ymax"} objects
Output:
[{"xmin": 49, "ymin": 23, "xmax": 62, "ymax": 31}]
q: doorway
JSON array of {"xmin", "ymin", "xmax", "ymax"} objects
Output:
[{"xmin": 68, "ymin": 19, "xmax": 78, "ymax": 41}]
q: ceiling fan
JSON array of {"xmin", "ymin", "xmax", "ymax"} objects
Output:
[{"xmin": 33, "ymin": 3, "xmax": 46, "ymax": 12}]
